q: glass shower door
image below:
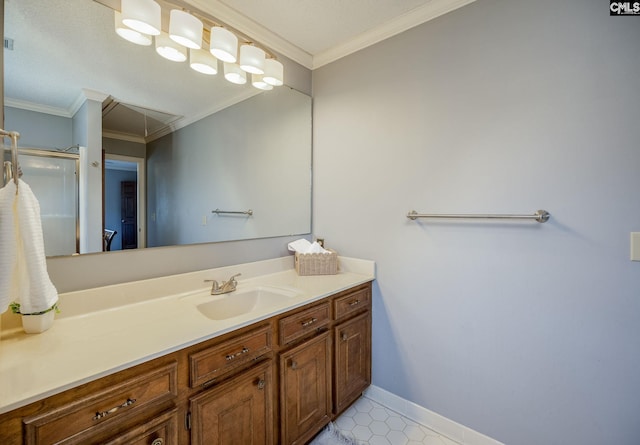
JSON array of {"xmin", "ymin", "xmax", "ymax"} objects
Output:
[{"xmin": 18, "ymin": 150, "xmax": 79, "ymax": 257}]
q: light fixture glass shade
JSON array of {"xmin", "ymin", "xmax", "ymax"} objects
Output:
[
  {"xmin": 155, "ymin": 32, "xmax": 187, "ymax": 62},
  {"xmin": 169, "ymin": 9, "xmax": 203, "ymax": 49},
  {"xmin": 114, "ymin": 11, "xmax": 152, "ymax": 46},
  {"xmin": 251, "ymin": 74, "xmax": 273, "ymax": 91},
  {"xmin": 210, "ymin": 27, "xmax": 238, "ymax": 63},
  {"xmin": 263, "ymin": 59, "xmax": 284, "ymax": 86},
  {"xmin": 239, "ymin": 45, "xmax": 266, "ymax": 74},
  {"xmin": 190, "ymin": 49, "xmax": 218, "ymax": 75},
  {"xmin": 224, "ymin": 62, "xmax": 247, "ymax": 84},
  {"xmin": 121, "ymin": 0, "xmax": 161, "ymax": 36}
]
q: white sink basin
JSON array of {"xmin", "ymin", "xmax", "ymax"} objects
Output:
[{"xmin": 196, "ymin": 286, "xmax": 301, "ymax": 320}]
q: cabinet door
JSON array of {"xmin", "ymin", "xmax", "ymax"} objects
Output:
[
  {"xmin": 280, "ymin": 331, "xmax": 331, "ymax": 445},
  {"xmin": 189, "ymin": 361, "xmax": 273, "ymax": 445},
  {"xmin": 334, "ymin": 311, "xmax": 371, "ymax": 415}
]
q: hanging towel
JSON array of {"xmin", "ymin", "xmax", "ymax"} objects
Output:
[{"xmin": 0, "ymin": 180, "xmax": 58, "ymax": 314}]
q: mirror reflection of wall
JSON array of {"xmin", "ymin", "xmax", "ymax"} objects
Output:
[
  {"xmin": 147, "ymin": 87, "xmax": 311, "ymax": 247},
  {"xmin": 4, "ymin": 0, "xmax": 313, "ymax": 258}
]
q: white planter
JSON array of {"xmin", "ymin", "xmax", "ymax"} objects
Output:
[{"xmin": 21, "ymin": 310, "xmax": 55, "ymax": 334}]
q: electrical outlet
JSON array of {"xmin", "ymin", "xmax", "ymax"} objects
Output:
[
  {"xmin": 631, "ymin": 232, "xmax": 640, "ymax": 261},
  {"xmin": 202, "ymin": 215, "xmax": 207, "ymax": 226}
]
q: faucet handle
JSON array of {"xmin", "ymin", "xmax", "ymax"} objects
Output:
[
  {"xmin": 204, "ymin": 279, "xmax": 220, "ymax": 294},
  {"xmin": 229, "ymin": 273, "xmax": 241, "ymax": 284}
]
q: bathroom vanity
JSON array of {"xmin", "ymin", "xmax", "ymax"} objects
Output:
[{"xmin": 0, "ymin": 257, "xmax": 374, "ymax": 445}]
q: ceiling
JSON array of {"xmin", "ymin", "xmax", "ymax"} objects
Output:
[
  {"xmin": 189, "ymin": 0, "xmax": 477, "ymax": 69},
  {"xmin": 4, "ymin": 0, "xmax": 475, "ymax": 141}
]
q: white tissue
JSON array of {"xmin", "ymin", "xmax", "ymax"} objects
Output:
[
  {"xmin": 288, "ymin": 238, "xmax": 330, "ymax": 254},
  {"xmin": 288, "ymin": 239, "xmax": 312, "ymax": 253}
]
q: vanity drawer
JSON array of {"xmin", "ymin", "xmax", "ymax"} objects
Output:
[
  {"xmin": 23, "ymin": 362, "xmax": 178, "ymax": 445},
  {"xmin": 190, "ymin": 324, "xmax": 272, "ymax": 388},
  {"xmin": 333, "ymin": 286, "xmax": 371, "ymax": 321},
  {"xmin": 104, "ymin": 408, "xmax": 178, "ymax": 445},
  {"xmin": 279, "ymin": 302, "xmax": 330, "ymax": 345}
]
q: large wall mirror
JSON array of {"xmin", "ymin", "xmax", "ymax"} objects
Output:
[{"xmin": 3, "ymin": 0, "xmax": 312, "ymax": 257}]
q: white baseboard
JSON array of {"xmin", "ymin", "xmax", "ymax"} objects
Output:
[{"xmin": 363, "ymin": 385, "xmax": 504, "ymax": 445}]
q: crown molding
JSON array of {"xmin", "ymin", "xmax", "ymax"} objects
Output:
[
  {"xmin": 184, "ymin": 0, "xmax": 313, "ymax": 68},
  {"xmin": 312, "ymin": 0, "xmax": 477, "ymax": 69},
  {"xmin": 185, "ymin": 0, "xmax": 475, "ymax": 70},
  {"xmin": 4, "ymin": 97, "xmax": 72, "ymax": 118},
  {"xmin": 144, "ymin": 88, "xmax": 261, "ymax": 143}
]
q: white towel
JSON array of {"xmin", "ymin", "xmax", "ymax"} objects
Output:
[{"xmin": 0, "ymin": 180, "xmax": 58, "ymax": 314}]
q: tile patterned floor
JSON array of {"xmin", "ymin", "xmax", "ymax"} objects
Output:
[{"xmin": 331, "ymin": 397, "xmax": 461, "ymax": 445}]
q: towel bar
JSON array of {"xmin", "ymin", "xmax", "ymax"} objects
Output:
[
  {"xmin": 212, "ymin": 208, "xmax": 253, "ymax": 216},
  {"xmin": 1, "ymin": 129, "xmax": 21, "ymax": 189},
  {"xmin": 407, "ymin": 209, "xmax": 550, "ymax": 223}
]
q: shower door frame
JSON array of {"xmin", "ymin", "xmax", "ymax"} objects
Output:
[{"xmin": 16, "ymin": 147, "xmax": 80, "ymax": 255}]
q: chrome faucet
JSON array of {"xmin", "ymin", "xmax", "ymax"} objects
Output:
[{"xmin": 205, "ymin": 273, "xmax": 241, "ymax": 295}]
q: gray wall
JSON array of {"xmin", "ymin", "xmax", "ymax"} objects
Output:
[
  {"xmin": 312, "ymin": 1, "xmax": 640, "ymax": 444},
  {"xmin": 4, "ymin": 107, "xmax": 72, "ymax": 150},
  {"xmin": 103, "ymin": 137, "xmax": 146, "ymax": 158},
  {"xmin": 146, "ymin": 87, "xmax": 311, "ymax": 247}
]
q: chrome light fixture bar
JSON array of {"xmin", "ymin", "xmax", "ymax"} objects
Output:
[{"xmin": 98, "ymin": 0, "xmax": 284, "ymax": 90}]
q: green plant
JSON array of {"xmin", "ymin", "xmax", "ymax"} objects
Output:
[{"xmin": 9, "ymin": 302, "xmax": 59, "ymax": 316}]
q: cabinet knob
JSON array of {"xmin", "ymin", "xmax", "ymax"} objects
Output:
[
  {"xmin": 291, "ymin": 360, "xmax": 298, "ymax": 370},
  {"xmin": 151, "ymin": 439, "xmax": 164, "ymax": 445},
  {"xmin": 257, "ymin": 379, "xmax": 266, "ymax": 390},
  {"xmin": 341, "ymin": 332, "xmax": 348, "ymax": 341}
]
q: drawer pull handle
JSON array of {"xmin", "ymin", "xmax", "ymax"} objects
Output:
[
  {"xmin": 341, "ymin": 332, "xmax": 348, "ymax": 341},
  {"xmin": 92, "ymin": 398, "xmax": 136, "ymax": 420},
  {"xmin": 349, "ymin": 299, "xmax": 360, "ymax": 306},
  {"xmin": 225, "ymin": 346, "xmax": 250, "ymax": 361},
  {"xmin": 257, "ymin": 379, "xmax": 266, "ymax": 390},
  {"xmin": 151, "ymin": 439, "xmax": 164, "ymax": 445},
  {"xmin": 301, "ymin": 317, "xmax": 318, "ymax": 327}
]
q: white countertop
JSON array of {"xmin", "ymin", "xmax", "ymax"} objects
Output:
[{"xmin": 0, "ymin": 256, "xmax": 375, "ymax": 414}]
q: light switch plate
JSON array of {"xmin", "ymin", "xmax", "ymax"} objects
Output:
[{"xmin": 631, "ymin": 233, "xmax": 640, "ymax": 261}]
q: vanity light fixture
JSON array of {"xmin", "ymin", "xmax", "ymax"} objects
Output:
[
  {"xmin": 155, "ymin": 32, "xmax": 187, "ymax": 62},
  {"xmin": 224, "ymin": 62, "xmax": 247, "ymax": 85},
  {"xmin": 169, "ymin": 9, "xmax": 203, "ymax": 49},
  {"xmin": 239, "ymin": 44, "xmax": 266, "ymax": 75},
  {"xmin": 111, "ymin": 0, "xmax": 283, "ymax": 89},
  {"xmin": 209, "ymin": 27, "xmax": 238, "ymax": 63},
  {"xmin": 120, "ymin": 0, "xmax": 161, "ymax": 36},
  {"xmin": 114, "ymin": 11, "xmax": 152, "ymax": 46},
  {"xmin": 263, "ymin": 59, "xmax": 284, "ymax": 86},
  {"xmin": 251, "ymin": 74, "xmax": 273, "ymax": 91},
  {"xmin": 190, "ymin": 49, "xmax": 218, "ymax": 75}
]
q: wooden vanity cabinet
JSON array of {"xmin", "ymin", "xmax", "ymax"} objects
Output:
[
  {"xmin": 0, "ymin": 281, "xmax": 373, "ymax": 445},
  {"xmin": 103, "ymin": 408, "xmax": 179, "ymax": 445},
  {"xmin": 279, "ymin": 331, "xmax": 332, "ymax": 445},
  {"xmin": 332, "ymin": 284, "xmax": 372, "ymax": 416},
  {"xmin": 333, "ymin": 311, "xmax": 371, "ymax": 415},
  {"xmin": 189, "ymin": 361, "xmax": 273, "ymax": 445},
  {"xmin": 0, "ymin": 356, "xmax": 179, "ymax": 445}
]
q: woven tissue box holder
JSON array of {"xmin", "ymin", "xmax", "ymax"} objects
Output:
[{"xmin": 294, "ymin": 249, "xmax": 338, "ymax": 275}]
